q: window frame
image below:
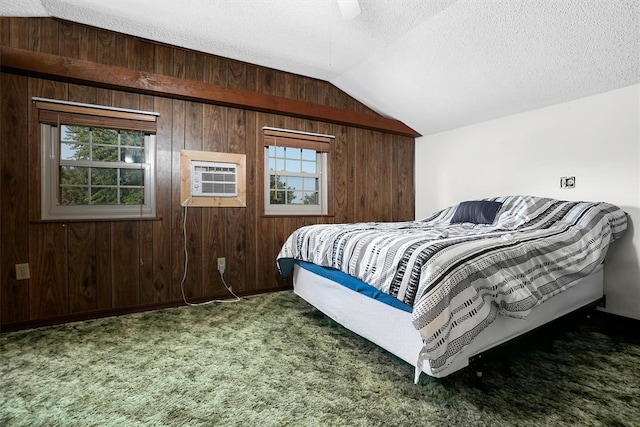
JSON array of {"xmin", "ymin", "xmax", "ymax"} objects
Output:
[
  {"xmin": 262, "ymin": 127, "xmax": 333, "ymax": 216},
  {"xmin": 36, "ymin": 98, "xmax": 158, "ymax": 221}
]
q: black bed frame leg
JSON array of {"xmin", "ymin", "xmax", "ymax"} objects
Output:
[
  {"xmin": 587, "ymin": 295, "xmax": 606, "ymax": 320},
  {"xmin": 473, "ymin": 367, "xmax": 485, "ymax": 389},
  {"xmin": 470, "ymin": 354, "xmax": 485, "ymax": 386}
]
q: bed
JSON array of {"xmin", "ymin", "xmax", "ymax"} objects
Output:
[{"xmin": 276, "ymin": 195, "xmax": 628, "ymax": 381}]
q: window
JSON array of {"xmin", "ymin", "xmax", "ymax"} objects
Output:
[
  {"xmin": 263, "ymin": 127, "xmax": 332, "ymax": 215},
  {"xmin": 37, "ymin": 98, "xmax": 158, "ymax": 220}
]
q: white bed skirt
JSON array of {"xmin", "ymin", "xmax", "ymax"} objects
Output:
[{"xmin": 293, "ymin": 263, "xmax": 604, "ymax": 379}]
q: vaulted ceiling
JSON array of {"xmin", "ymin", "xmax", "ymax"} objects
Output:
[{"xmin": 3, "ymin": 0, "xmax": 639, "ymax": 136}]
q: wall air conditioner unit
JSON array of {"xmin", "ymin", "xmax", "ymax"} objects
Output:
[{"xmin": 191, "ymin": 160, "xmax": 238, "ymax": 197}]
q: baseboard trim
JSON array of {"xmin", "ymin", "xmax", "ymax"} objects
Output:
[{"xmin": 0, "ymin": 286, "xmax": 291, "ymax": 333}]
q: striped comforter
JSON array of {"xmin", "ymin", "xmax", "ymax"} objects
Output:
[{"xmin": 276, "ymin": 196, "xmax": 627, "ymax": 375}]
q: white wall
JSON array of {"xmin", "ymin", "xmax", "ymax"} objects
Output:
[{"xmin": 415, "ymin": 84, "xmax": 640, "ymax": 319}]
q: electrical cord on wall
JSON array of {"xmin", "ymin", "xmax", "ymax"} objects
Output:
[{"xmin": 180, "ymin": 197, "xmax": 242, "ymax": 306}]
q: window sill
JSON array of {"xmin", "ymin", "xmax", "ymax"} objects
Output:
[{"xmin": 31, "ymin": 217, "xmax": 163, "ymax": 224}]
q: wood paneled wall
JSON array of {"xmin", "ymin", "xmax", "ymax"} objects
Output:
[{"xmin": 0, "ymin": 18, "xmax": 415, "ymax": 330}]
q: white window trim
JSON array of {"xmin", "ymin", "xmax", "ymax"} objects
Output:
[
  {"xmin": 264, "ymin": 147, "xmax": 328, "ymax": 216},
  {"xmin": 41, "ymin": 123, "xmax": 157, "ymax": 220},
  {"xmin": 262, "ymin": 126, "xmax": 334, "ymax": 140}
]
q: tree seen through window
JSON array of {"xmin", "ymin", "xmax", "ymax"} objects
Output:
[{"xmin": 60, "ymin": 125, "xmax": 146, "ymax": 206}]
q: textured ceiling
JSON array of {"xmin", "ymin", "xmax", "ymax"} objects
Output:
[{"xmin": 3, "ymin": 0, "xmax": 639, "ymax": 136}]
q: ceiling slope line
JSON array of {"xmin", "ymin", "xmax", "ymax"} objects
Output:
[{"xmin": 0, "ymin": 46, "xmax": 421, "ymax": 137}]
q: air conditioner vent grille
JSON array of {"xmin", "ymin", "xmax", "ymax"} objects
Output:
[{"xmin": 191, "ymin": 161, "xmax": 238, "ymax": 197}]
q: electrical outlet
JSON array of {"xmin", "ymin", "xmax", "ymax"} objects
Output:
[
  {"xmin": 217, "ymin": 257, "xmax": 226, "ymax": 273},
  {"xmin": 16, "ymin": 263, "xmax": 30, "ymax": 280}
]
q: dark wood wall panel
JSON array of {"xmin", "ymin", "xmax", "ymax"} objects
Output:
[
  {"xmin": 111, "ymin": 222, "xmax": 140, "ymax": 308},
  {"xmin": 202, "ymin": 104, "xmax": 227, "ymax": 295},
  {"xmin": 255, "ymin": 116, "xmax": 277, "ymax": 289},
  {"xmin": 30, "ymin": 224, "xmax": 67, "ymax": 319},
  {"xmin": 244, "ymin": 110, "xmax": 258, "ymax": 291},
  {"xmin": 170, "ymin": 99, "xmax": 186, "ymax": 301},
  {"xmin": 59, "ymin": 20, "xmax": 79, "ymax": 59},
  {"xmin": 67, "ymin": 223, "xmax": 97, "ymax": 313},
  {"xmin": 0, "ymin": 17, "xmax": 415, "ymax": 329},
  {"xmin": 39, "ymin": 19, "xmax": 59, "ymax": 55},
  {"xmin": 227, "ymin": 107, "xmax": 247, "ymax": 290},
  {"xmin": 394, "ymin": 135, "xmax": 416, "ymax": 221},
  {"xmin": 138, "ymin": 94, "xmax": 158, "ymax": 304},
  {"xmin": 353, "ymin": 129, "xmax": 367, "ymax": 222},
  {"xmin": 0, "ymin": 72, "xmax": 30, "ymax": 324},
  {"xmin": 139, "ymin": 220, "xmax": 155, "ymax": 305},
  {"xmin": 152, "ymin": 96, "xmax": 173, "ymax": 303},
  {"xmin": 332, "ymin": 125, "xmax": 348, "ymax": 224},
  {"xmin": 95, "ymin": 223, "xmax": 112, "ymax": 310},
  {"xmin": 184, "ymin": 101, "xmax": 203, "ymax": 299}
]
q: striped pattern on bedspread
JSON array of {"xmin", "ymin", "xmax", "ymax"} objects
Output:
[{"xmin": 276, "ymin": 196, "xmax": 627, "ymax": 374}]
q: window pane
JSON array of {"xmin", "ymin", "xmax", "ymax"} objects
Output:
[
  {"xmin": 61, "ymin": 142, "xmax": 90, "ymax": 160},
  {"xmin": 285, "ymin": 148, "xmax": 301, "ymax": 159},
  {"xmin": 303, "ymin": 177, "xmax": 317, "ymax": 191},
  {"xmin": 121, "ymin": 188, "xmax": 144, "ymax": 204},
  {"xmin": 268, "ymin": 146, "xmax": 276, "ymax": 157},
  {"xmin": 301, "ymin": 149, "xmax": 316, "ymax": 161},
  {"xmin": 93, "ymin": 145, "xmax": 118, "ymax": 162},
  {"xmin": 91, "ymin": 187, "xmax": 117, "ymax": 205},
  {"xmin": 268, "ymin": 158, "xmax": 276, "ymax": 171},
  {"xmin": 271, "ymin": 190, "xmax": 286, "ymax": 204},
  {"xmin": 92, "ymin": 168, "xmax": 117, "ymax": 186},
  {"xmin": 120, "ymin": 130, "xmax": 144, "ymax": 147},
  {"xmin": 276, "ymin": 159, "xmax": 285, "ymax": 171},
  {"xmin": 287, "ymin": 176, "xmax": 302, "ymax": 191},
  {"xmin": 61, "ymin": 187, "xmax": 89, "ymax": 205},
  {"xmin": 120, "ymin": 169, "xmax": 143, "ymax": 186},
  {"xmin": 92, "ymin": 128, "xmax": 119, "ymax": 145},
  {"xmin": 301, "ymin": 161, "xmax": 316, "ymax": 173},
  {"xmin": 274, "ymin": 146, "xmax": 285, "ymax": 157},
  {"xmin": 60, "ymin": 166, "xmax": 89, "ymax": 185},
  {"xmin": 61, "ymin": 125, "xmax": 90, "ymax": 144},
  {"xmin": 303, "ymin": 192, "xmax": 319, "ymax": 205},
  {"xmin": 285, "ymin": 159, "xmax": 301, "ymax": 173},
  {"xmin": 270, "ymin": 175, "xmax": 283, "ymax": 190},
  {"xmin": 289, "ymin": 191, "xmax": 304, "ymax": 204},
  {"xmin": 121, "ymin": 147, "xmax": 144, "ymax": 163}
]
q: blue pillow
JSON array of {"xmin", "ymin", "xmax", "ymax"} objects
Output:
[{"xmin": 451, "ymin": 200, "xmax": 503, "ymax": 225}]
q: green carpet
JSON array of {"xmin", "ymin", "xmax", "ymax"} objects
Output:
[{"xmin": 1, "ymin": 291, "xmax": 639, "ymax": 426}]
